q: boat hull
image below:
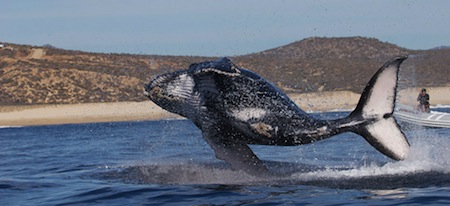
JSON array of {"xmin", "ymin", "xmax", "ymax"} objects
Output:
[{"xmin": 394, "ymin": 105, "xmax": 450, "ymax": 128}]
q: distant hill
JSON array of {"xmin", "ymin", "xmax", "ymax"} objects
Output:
[{"xmin": 0, "ymin": 37, "xmax": 449, "ymax": 105}]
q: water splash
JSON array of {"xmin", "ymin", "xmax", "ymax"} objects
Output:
[
  {"xmin": 287, "ymin": 127, "xmax": 450, "ymax": 189},
  {"xmin": 95, "ymin": 120, "xmax": 450, "ymax": 188}
]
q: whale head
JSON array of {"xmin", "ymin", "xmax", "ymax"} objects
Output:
[{"xmin": 144, "ymin": 70, "xmax": 200, "ymax": 118}]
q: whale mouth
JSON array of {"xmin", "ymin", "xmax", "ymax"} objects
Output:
[
  {"xmin": 143, "ymin": 82, "xmax": 154, "ymax": 99},
  {"xmin": 143, "ymin": 81, "xmax": 152, "ymax": 97},
  {"xmin": 144, "ymin": 89, "xmax": 158, "ymax": 104},
  {"xmin": 143, "ymin": 88, "xmax": 151, "ymax": 98},
  {"xmin": 144, "ymin": 70, "xmax": 194, "ymax": 103},
  {"xmin": 144, "ymin": 73, "xmax": 172, "ymax": 100},
  {"xmin": 144, "ymin": 83, "xmax": 164, "ymax": 101}
]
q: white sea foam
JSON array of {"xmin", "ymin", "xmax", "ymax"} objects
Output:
[
  {"xmin": 291, "ymin": 128, "xmax": 450, "ymax": 180},
  {"xmin": 0, "ymin": 125, "xmax": 23, "ymax": 129}
]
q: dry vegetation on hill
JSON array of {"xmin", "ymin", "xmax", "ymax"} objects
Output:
[{"xmin": 0, "ymin": 37, "xmax": 449, "ymax": 106}]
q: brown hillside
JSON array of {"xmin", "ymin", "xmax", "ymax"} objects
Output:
[
  {"xmin": 0, "ymin": 37, "xmax": 449, "ymax": 105},
  {"xmin": 234, "ymin": 37, "xmax": 413, "ymax": 93}
]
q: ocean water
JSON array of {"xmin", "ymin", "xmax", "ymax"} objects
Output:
[{"xmin": 1, "ymin": 110, "xmax": 450, "ymax": 205}]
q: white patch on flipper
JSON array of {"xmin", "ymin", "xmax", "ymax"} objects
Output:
[{"xmin": 231, "ymin": 108, "xmax": 267, "ymax": 122}]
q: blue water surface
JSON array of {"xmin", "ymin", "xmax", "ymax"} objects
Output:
[{"xmin": 1, "ymin": 110, "xmax": 450, "ymax": 205}]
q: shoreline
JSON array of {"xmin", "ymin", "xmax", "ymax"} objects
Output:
[
  {"xmin": 0, "ymin": 102, "xmax": 181, "ymax": 127},
  {"xmin": 1, "ymin": 87, "xmax": 449, "ymax": 127}
]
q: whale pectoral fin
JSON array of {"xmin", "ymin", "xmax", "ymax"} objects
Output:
[{"xmin": 201, "ymin": 127, "xmax": 271, "ymax": 177}]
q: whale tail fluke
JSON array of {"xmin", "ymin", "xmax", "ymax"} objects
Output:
[{"xmin": 347, "ymin": 56, "xmax": 410, "ymax": 160}]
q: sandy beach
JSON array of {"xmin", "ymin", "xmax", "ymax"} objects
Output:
[
  {"xmin": 0, "ymin": 102, "xmax": 181, "ymax": 127},
  {"xmin": 1, "ymin": 87, "xmax": 449, "ymax": 127}
]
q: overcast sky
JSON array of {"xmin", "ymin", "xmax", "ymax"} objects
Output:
[{"xmin": 1, "ymin": 0, "xmax": 449, "ymax": 56}]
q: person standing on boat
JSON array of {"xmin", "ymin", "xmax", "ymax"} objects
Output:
[{"xmin": 417, "ymin": 88, "xmax": 430, "ymax": 113}]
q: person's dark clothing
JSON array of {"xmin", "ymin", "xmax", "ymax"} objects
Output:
[{"xmin": 417, "ymin": 93, "xmax": 429, "ymax": 106}]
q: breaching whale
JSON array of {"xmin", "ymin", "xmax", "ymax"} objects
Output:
[{"xmin": 144, "ymin": 56, "xmax": 410, "ymax": 176}]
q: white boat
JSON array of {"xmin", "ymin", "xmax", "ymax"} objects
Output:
[{"xmin": 394, "ymin": 104, "xmax": 450, "ymax": 128}]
